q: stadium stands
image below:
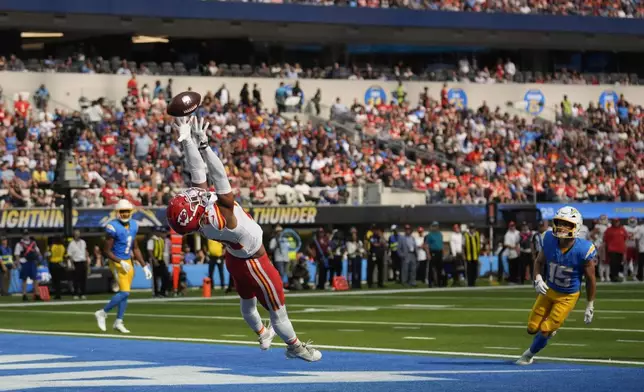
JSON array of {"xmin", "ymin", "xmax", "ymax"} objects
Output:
[
  {"xmin": 0, "ymin": 70, "xmax": 641, "ymax": 209},
  {"xmin": 221, "ymin": 0, "xmax": 644, "ymax": 18},
  {"xmin": 0, "ymin": 54, "xmax": 638, "ymax": 86}
]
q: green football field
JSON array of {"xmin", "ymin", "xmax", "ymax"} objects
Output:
[{"xmin": 0, "ymin": 283, "xmax": 643, "ymax": 366}]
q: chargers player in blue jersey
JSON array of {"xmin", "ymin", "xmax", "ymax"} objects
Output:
[
  {"xmin": 516, "ymin": 206, "xmax": 597, "ymax": 365},
  {"xmin": 95, "ymin": 199, "xmax": 152, "ymax": 333}
]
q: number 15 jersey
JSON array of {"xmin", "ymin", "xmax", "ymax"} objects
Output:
[{"xmin": 542, "ymin": 230, "xmax": 596, "ymax": 294}]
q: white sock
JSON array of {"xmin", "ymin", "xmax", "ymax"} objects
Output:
[
  {"xmin": 270, "ymin": 306, "xmax": 298, "ymax": 346},
  {"xmin": 240, "ymin": 298, "xmax": 264, "ymax": 334}
]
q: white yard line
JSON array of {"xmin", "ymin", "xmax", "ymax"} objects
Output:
[
  {"xmin": 393, "ymin": 327, "xmax": 421, "ymax": 330},
  {"xmin": 617, "ymin": 339, "xmax": 644, "ymax": 343},
  {"xmin": 2, "ymin": 309, "xmax": 643, "ymax": 333},
  {"xmin": 403, "ymin": 337, "xmax": 436, "ymax": 340},
  {"xmin": 1, "ymin": 328, "xmax": 642, "ymax": 366},
  {"xmin": 0, "ymin": 285, "xmax": 541, "ymax": 308}
]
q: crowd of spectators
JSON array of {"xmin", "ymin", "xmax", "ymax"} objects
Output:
[
  {"xmin": 226, "ymin": 0, "xmax": 644, "ymax": 19},
  {"xmin": 1, "ymin": 53, "xmax": 638, "ymax": 86},
  {"xmin": 350, "ymin": 83, "xmax": 644, "ymax": 203},
  {"xmin": 1, "ymin": 71, "xmax": 643, "ymax": 208}
]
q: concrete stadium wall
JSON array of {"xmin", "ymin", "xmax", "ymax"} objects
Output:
[{"xmin": 0, "ymin": 72, "xmax": 635, "ymax": 115}]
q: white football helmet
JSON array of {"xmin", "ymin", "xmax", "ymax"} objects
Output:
[
  {"xmin": 114, "ymin": 199, "xmax": 134, "ymax": 223},
  {"xmin": 552, "ymin": 206, "xmax": 583, "ymax": 239}
]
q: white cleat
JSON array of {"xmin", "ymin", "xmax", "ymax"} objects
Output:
[
  {"xmin": 113, "ymin": 319, "xmax": 130, "ymax": 334},
  {"xmin": 515, "ymin": 349, "xmax": 534, "ymax": 366},
  {"xmin": 258, "ymin": 325, "xmax": 276, "ymax": 351},
  {"xmin": 286, "ymin": 341, "xmax": 322, "ymax": 362},
  {"xmin": 94, "ymin": 310, "xmax": 107, "ymax": 332}
]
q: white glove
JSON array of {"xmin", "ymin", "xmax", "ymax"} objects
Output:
[
  {"xmin": 174, "ymin": 116, "xmax": 194, "ymax": 142},
  {"xmin": 584, "ymin": 301, "xmax": 594, "ymax": 324},
  {"xmin": 533, "ymin": 274, "xmax": 549, "ymax": 295},
  {"xmin": 119, "ymin": 261, "xmax": 132, "ymax": 274},
  {"xmin": 192, "ymin": 115, "xmax": 210, "ymax": 146},
  {"xmin": 143, "ymin": 264, "xmax": 153, "ymax": 280}
]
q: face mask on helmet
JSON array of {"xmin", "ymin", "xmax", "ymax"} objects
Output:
[
  {"xmin": 552, "ymin": 218, "xmax": 577, "ymax": 239},
  {"xmin": 118, "ymin": 209, "xmax": 132, "ymax": 223},
  {"xmin": 166, "ymin": 188, "xmax": 211, "ymax": 234},
  {"xmin": 629, "ymin": 218, "xmax": 637, "ymax": 227}
]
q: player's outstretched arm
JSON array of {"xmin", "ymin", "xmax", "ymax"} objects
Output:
[
  {"xmin": 175, "ymin": 116, "xmax": 208, "ymax": 191},
  {"xmin": 193, "ymin": 115, "xmax": 234, "ymax": 209},
  {"xmin": 584, "ymin": 259, "xmax": 597, "ymax": 324}
]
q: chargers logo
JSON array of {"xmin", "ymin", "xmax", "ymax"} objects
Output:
[
  {"xmin": 524, "ymin": 89, "xmax": 545, "ymax": 115},
  {"xmin": 447, "ymin": 88, "xmax": 467, "ymax": 110},
  {"xmin": 599, "ymin": 90, "xmax": 618, "ymax": 111},
  {"xmin": 364, "ymin": 86, "xmax": 387, "ymax": 105}
]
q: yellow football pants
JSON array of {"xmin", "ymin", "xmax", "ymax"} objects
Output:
[
  {"xmin": 527, "ymin": 289, "xmax": 580, "ymax": 335},
  {"xmin": 109, "ymin": 259, "xmax": 134, "ymax": 292}
]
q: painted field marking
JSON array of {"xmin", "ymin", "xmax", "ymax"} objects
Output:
[
  {"xmin": 1, "ymin": 328, "xmax": 643, "ymax": 367},
  {"xmin": 0, "ymin": 360, "xmax": 151, "ymax": 371},
  {"xmin": 364, "ymin": 295, "xmax": 644, "ymax": 302},
  {"xmin": 0, "ymin": 354, "xmax": 71, "ymax": 364},
  {"xmin": 617, "ymin": 339, "xmax": 644, "ymax": 343},
  {"xmin": 403, "ymin": 337, "xmax": 436, "ymax": 340},
  {"xmin": 2, "ymin": 309, "xmax": 644, "ymax": 334},
  {"xmin": 551, "ymin": 343, "xmax": 587, "ymax": 347},
  {"xmin": 484, "ymin": 347, "xmax": 520, "ymax": 350},
  {"xmin": 393, "ymin": 326, "xmax": 421, "ymax": 330},
  {"xmin": 0, "ymin": 285, "xmax": 545, "ymax": 308}
]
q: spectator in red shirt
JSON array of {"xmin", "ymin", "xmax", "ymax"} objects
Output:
[
  {"xmin": 603, "ymin": 219, "xmax": 627, "ymax": 282},
  {"xmin": 13, "ymin": 95, "xmax": 30, "ymax": 119},
  {"xmin": 127, "ymin": 75, "xmax": 138, "ymax": 97}
]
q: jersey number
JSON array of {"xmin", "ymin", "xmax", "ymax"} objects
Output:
[
  {"xmin": 124, "ymin": 236, "xmax": 133, "ymax": 255},
  {"xmin": 548, "ymin": 262, "xmax": 573, "ymax": 288}
]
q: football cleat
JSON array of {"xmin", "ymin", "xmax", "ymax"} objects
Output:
[
  {"xmin": 515, "ymin": 349, "xmax": 534, "ymax": 366},
  {"xmin": 113, "ymin": 319, "xmax": 130, "ymax": 334},
  {"xmin": 286, "ymin": 341, "xmax": 322, "ymax": 362},
  {"xmin": 95, "ymin": 310, "xmax": 107, "ymax": 332},
  {"xmin": 258, "ymin": 324, "xmax": 276, "ymax": 351}
]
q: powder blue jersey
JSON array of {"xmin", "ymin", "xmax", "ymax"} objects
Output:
[
  {"xmin": 105, "ymin": 219, "xmax": 139, "ymax": 261},
  {"xmin": 542, "ymin": 231, "xmax": 596, "ymax": 294}
]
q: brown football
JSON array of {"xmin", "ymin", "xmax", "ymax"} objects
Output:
[{"xmin": 167, "ymin": 91, "xmax": 202, "ymax": 117}]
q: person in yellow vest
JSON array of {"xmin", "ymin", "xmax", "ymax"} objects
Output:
[
  {"xmin": 207, "ymin": 239, "xmax": 226, "ymax": 291},
  {"xmin": 0, "ymin": 237, "xmax": 14, "ymax": 296},
  {"xmin": 463, "ymin": 223, "xmax": 481, "ymax": 287},
  {"xmin": 48, "ymin": 237, "xmax": 67, "ymax": 300},
  {"xmin": 148, "ymin": 227, "xmax": 170, "ymax": 298}
]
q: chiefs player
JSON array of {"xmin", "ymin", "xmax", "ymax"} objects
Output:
[{"xmin": 166, "ymin": 115, "xmax": 321, "ymax": 362}]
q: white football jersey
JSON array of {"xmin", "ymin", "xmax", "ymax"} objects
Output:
[
  {"xmin": 625, "ymin": 225, "xmax": 637, "ymax": 248},
  {"xmin": 200, "ymin": 198, "xmax": 263, "ymax": 259}
]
